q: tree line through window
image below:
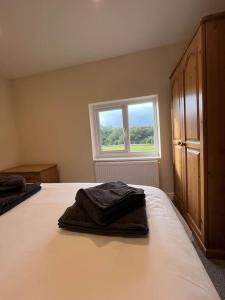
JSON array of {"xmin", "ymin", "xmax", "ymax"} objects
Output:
[{"xmin": 100, "ymin": 126, "xmax": 154, "ymax": 152}]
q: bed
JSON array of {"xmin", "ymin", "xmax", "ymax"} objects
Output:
[{"xmin": 0, "ymin": 183, "xmax": 219, "ymax": 300}]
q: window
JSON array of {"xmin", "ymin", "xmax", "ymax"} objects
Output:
[{"xmin": 89, "ymin": 95, "xmax": 161, "ymax": 160}]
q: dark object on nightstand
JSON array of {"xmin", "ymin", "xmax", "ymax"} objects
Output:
[{"xmin": 0, "ymin": 164, "xmax": 59, "ymax": 183}]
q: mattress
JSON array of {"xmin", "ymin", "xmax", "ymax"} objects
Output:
[{"xmin": 0, "ymin": 183, "xmax": 219, "ymax": 300}]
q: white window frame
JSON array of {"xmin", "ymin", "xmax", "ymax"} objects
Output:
[{"xmin": 88, "ymin": 95, "xmax": 161, "ymax": 160}]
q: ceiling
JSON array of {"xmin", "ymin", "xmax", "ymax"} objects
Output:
[{"xmin": 0, "ymin": 0, "xmax": 225, "ymax": 79}]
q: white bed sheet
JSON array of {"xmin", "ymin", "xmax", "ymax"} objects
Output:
[{"xmin": 0, "ymin": 183, "xmax": 220, "ymax": 300}]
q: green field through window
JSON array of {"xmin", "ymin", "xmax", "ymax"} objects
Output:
[{"xmin": 101, "ymin": 143, "xmax": 155, "ymax": 152}]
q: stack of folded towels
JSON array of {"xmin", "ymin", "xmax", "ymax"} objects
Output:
[
  {"xmin": 0, "ymin": 175, "xmax": 41, "ymax": 215},
  {"xmin": 58, "ymin": 181, "xmax": 149, "ymax": 237}
]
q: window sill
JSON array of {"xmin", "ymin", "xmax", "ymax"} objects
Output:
[{"xmin": 93, "ymin": 156, "xmax": 161, "ymax": 162}]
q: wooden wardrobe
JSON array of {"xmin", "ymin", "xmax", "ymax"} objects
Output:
[{"xmin": 170, "ymin": 11, "xmax": 225, "ymax": 258}]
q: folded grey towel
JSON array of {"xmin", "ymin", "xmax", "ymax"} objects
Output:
[
  {"xmin": 76, "ymin": 182, "xmax": 145, "ymax": 225},
  {"xmin": 58, "ymin": 198, "xmax": 149, "ymax": 237},
  {"xmin": 0, "ymin": 175, "xmax": 26, "ymax": 194}
]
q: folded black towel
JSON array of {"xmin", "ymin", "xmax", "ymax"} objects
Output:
[
  {"xmin": 0, "ymin": 183, "xmax": 41, "ymax": 215},
  {"xmin": 0, "ymin": 175, "xmax": 26, "ymax": 194},
  {"xmin": 58, "ymin": 199, "xmax": 149, "ymax": 237},
  {"xmin": 76, "ymin": 182, "xmax": 145, "ymax": 225}
]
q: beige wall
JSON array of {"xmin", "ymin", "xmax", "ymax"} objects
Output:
[
  {"xmin": 12, "ymin": 44, "xmax": 184, "ymax": 193},
  {"xmin": 0, "ymin": 77, "xmax": 21, "ymax": 170}
]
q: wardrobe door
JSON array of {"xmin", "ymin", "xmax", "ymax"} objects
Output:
[
  {"xmin": 171, "ymin": 73, "xmax": 185, "ymax": 211},
  {"xmin": 183, "ymin": 30, "xmax": 203, "ymax": 237}
]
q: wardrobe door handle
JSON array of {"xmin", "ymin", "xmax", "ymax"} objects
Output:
[
  {"xmin": 181, "ymin": 142, "xmax": 186, "ymax": 146},
  {"xmin": 177, "ymin": 141, "xmax": 182, "ymax": 146}
]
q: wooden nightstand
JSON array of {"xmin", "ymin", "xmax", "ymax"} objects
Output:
[{"xmin": 0, "ymin": 164, "xmax": 59, "ymax": 183}]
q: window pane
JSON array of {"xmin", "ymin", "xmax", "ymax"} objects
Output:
[
  {"xmin": 99, "ymin": 109, "xmax": 125, "ymax": 151},
  {"xmin": 128, "ymin": 102, "xmax": 155, "ymax": 152}
]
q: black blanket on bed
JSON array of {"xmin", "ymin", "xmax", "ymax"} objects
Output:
[
  {"xmin": 75, "ymin": 182, "xmax": 146, "ymax": 225},
  {"xmin": 0, "ymin": 183, "xmax": 41, "ymax": 215},
  {"xmin": 58, "ymin": 198, "xmax": 149, "ymax": 237}
]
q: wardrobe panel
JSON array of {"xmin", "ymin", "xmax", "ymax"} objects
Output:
[
  {"xmin": 184, "ymin": 53, "xmax": 200, "ymax": 142},
  {"xmin": 205, "ymin": 17, "xmax": 225, "ymax": 251},
  {"xmin": 186, "ymin": 149, "xmax": 201, "ymax": 232},
  {"xmin": 174, "ymin": 145, "xmax": 184, "ymax": 208},
  {"xmin": 171, "ymin": 79, "xmax": 182, "ymax": 141}
]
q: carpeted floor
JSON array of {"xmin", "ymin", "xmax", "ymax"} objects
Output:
[{"xmin": 193, "ymin": 241, "xmax": 225, "ymax": 300}]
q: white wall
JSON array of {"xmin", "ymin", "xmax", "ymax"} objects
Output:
[{"xmin": 0, "ymin": 77, "xmax": 21, "ymax": 170}]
